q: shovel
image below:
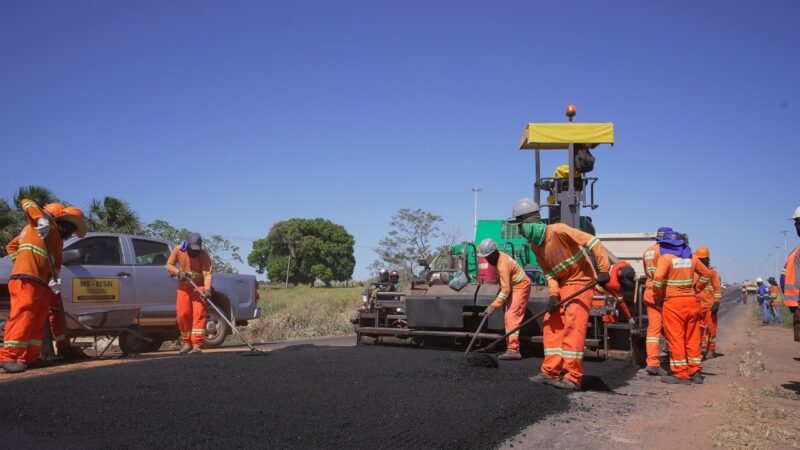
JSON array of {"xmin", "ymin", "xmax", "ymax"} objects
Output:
[
  {"xmin": 184, "ymin": 278, "xmax": 270, "ymax": 356},
  {"xmin": 465, "ymin": 281, "xmax": 598, "ymax": 368}
]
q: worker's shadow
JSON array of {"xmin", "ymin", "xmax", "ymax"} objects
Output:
[{"xmin": 781, "ymin": 381, "xmax": 800, "ymax": 395}]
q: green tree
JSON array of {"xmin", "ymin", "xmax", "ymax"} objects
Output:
[
  {"xmin": 13, "ymin": 185, "xmax": 59, "ymax": 210},
  {"xmin": 0, "ymin": 199, "xmax": 18, "ymax": 257},
  {"xmin": 248, "ymin": 218, "xmax": 355, "ymax": 287},
  {"xmin": 146, "ymin": 220, "xmax": 243, "ymax": 274},
  {"xmin": 370, "ymin": 208, "xmax": 443, "ymax": 278},
  {"xmin": 86, "ymin": 197, "xmax": 144, "ymax": 235}
]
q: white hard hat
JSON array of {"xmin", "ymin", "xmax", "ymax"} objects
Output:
[
  {"xmin": 478, "ymin": 238, "xmax": 498, "ymax": 257},
  {"xmin": 509, "ymin": 198, "xmax": 540, "ymax": 223},
  {"xmin": 792, "ymin": 206, "xmax": 800, "ymax": 220},
  {"xmin": 756, "ymin": 277, "xmax": 763, "ymax": 283}
]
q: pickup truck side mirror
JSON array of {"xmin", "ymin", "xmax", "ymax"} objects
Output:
[{"xmin": 62, "ymin": 249, "xmax": 84, "ymax": 265}]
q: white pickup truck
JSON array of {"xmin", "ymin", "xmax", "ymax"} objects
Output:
[{"xmin": 0, "ymin": 233, "xmax": 261, "ymax": 353}]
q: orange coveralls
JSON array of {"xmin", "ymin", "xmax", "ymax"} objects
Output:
[
  {"xmin": 489, "ymin": 252, "xmax": 531, "ymax": 353},
  {"xmin": 6, "ymin": 235, "xmax": 70, "ymax": 355},
  {"xmin": 642, "ymin": 243, "xmax": 663, "ymax": 368},
  {"xmin": 596, "ymin": 261, "xmax": 633, "ymax": 323},
  {"xmin": 165, "ymin": 246, "xmax": 213, "ymax": 347},
  {"xmin": 0, "ymin": 200, "xmax": 63, "ymax": 365},
  {"xmin": 653, "ymin": 254, "xmax": 712, "ymax": 380},
  {"xmin": 531, "ymin": 223, "xmax": 610, "ymax": 387},
  {"xmin": 696, "ymin": 268, "xmax": 721, "ymax": 354},
  {"xmin": 782, "ymin": 246, "xmax": 800, "ymax": 310}
]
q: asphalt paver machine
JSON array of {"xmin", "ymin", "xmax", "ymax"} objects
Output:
[{"xmin": 357, "ymin": 107, "xmax": 647, "ymax": 365}]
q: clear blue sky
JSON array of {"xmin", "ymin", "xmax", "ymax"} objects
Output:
[{"xmin": 1, "ymin": 1, "xmax": 798, "ymax": 282}]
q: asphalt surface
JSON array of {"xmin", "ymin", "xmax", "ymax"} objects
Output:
[{"xmin": 0, "ymin": 340, "xmax": 634, "ymax": 449}]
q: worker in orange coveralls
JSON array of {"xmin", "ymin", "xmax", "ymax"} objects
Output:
[
  {"xmin": 0, "ymin": 200, "xmax": 86, "ymax": 373},
  {"xmin": 6, "ymin": 204, "xmax": 88, "ymax": 361},
  {"xmin": 510, "ymin": 198, "xmax": 611, "ymax": 390},
  {"xmin": 480, "ymin": 238, "xmax": 531, "ymax": 361},
  {"xmin": 694, "ymin": 246, "xmax": 721, "ymax": 359},
  {"xmin": 595, "ymin": 260, "xmax": 636, "ymax": 324},
  {"xmin": 652, "ymin": 231, "xmax": 714, "ymax": 385},
  {"xmin": 165, "ymin": 233, "xmax": 213, "ymax": 354},
  {"xmin": 641, "ymin": 227, "xmax": 674, "ymax": 376}
]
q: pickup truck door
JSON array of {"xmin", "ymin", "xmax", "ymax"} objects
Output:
[
  {"xmin": 60, "ymin": 235, "xmax": 136, "ymax": 314},
  {"xmin": 130, "ymin": 238, "xmax": 178, "ymax": 326}
]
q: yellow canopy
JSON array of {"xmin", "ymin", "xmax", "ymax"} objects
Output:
[{"xmin": 519, "ymin": 123, "xmax": 614, "ymax": 150}]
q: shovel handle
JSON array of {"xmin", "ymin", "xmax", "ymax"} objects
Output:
[
  {"xmin": 476, "ymin": 281, "xmax": 598, "ymax": 353},
  {"xmin": 464, "ymin": 312, "xmax": 492, "ymax": 356}
]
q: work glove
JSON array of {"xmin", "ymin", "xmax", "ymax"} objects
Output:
[
  {"xmin": 35, "ymin": 217, "xmax": 51, "ymax": 240},
  {"xmin": 654, "ymin": 297, "xmax": 664, "ymax": 310},
  {"xmin": 177, "ymin": 270, "xmax": 190, "ymax": 281},
  {"xmin": 547, "ymin": 296, "xmax": 559, "ymax": 314},
  {"xmin": 48, "ymin": 278, "xmax": 62, "ymax": 295},
  {"xmin": 484, "ymin": 305, "xmax": 495, "ymax": 316},
  {"xmin": 628, "ymin": 317, "xmax": 636, "ymax": 325},
  {"xmin": 203, "ymin": 287, "xmax": 213, "ymax": 300},
  {"xmin": 597, "ymin": 272, "xmax": 611, "ymax": 287},
  {"xmin": 711, "ymin": 302, "xmax": 720, "ymax": 313}
]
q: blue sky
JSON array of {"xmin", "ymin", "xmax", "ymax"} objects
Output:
[{"xmin": 1, "ymin": 1, "xmax": 798, "ymax": 282}]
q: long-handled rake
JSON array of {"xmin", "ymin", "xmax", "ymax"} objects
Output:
[
  {"xmin": 465, "ymin": 281, "xmax": 598, "ymax": 368},
  {"xmin": 185, "ymin": 278, "xmax": 270, "ymax": 356}
]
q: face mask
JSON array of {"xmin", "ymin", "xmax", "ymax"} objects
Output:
[
  {"xmin": 520, "ymin": 222, "xmax": 546, "ymax": 247},
  {"xmin": 187, "ymin": 249, "xmax": 200, "ymax": 258}
]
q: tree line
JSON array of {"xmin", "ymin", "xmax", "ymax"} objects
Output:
[{"xmin": 1, "ymin": 186, "xmax": 456, "ymax": 285}]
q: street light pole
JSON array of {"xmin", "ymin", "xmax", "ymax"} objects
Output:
[
  {"xmin": 781, "ymin": 230, "xmax": 789, "ymax": 260},
  {"xmin": 471, "ymin": 188, "xmax": 482, "ymax": 239},
  {"xmin": 775, "ymin": 246, "xmax": 781, "ymax": 277}
]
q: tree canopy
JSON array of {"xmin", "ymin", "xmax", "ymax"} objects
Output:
[
  {"xmin": 87, "ymin": 197, "xmax": 144, "ymax": 235},
  {"xmin": 370, "ymin": 208, "xmax": 443, "ymax": 278},
  {"xmin": 248, "ymin": 218, "xmax": 355, "ymax": 286}
]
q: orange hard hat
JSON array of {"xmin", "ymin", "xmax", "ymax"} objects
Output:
[
  {"xmin": 43, "ymin": 203, "xmax": 66, "ymax": 218},
  {"xmin": 694, "ymin": 246, "xmax": 710, "ymax": 258},
  {"xmin": 59, "ymin": 206, "xmax": 88, "ymax": 238}
]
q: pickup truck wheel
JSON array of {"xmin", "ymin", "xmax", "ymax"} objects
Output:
[
  {"xmin": 119, "ymin": 326, "xmax": 150, "ymax": 354},
  {"xmin": 144, "ymin": 338, "xmax": 165, "ymax": 353},
  {"xmin": 204, "ymin": 308, "xmax": 230, "ymax": 348}
]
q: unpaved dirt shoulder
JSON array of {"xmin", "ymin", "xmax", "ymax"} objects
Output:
[{"xmin": 500, "ymin": 296, "xmax": 800, "ymax": 450}]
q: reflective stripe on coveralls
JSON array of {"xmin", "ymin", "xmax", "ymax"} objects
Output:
[
  {"xmin": 176, "ymin": 288, "xmax": 208, "ymax": 346},
  {"xmin": 0, "ymin": 279, "xmax": 52, "ymax": 364},
  {"xmin": 642, "ymin": 243, "xmax": 663, "ymax": 367}
]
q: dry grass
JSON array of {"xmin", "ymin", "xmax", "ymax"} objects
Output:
[
  {"xmin": 238, "ymin": 285, "xmax": 362, "ymax": 343},
  {"xmin": 712, "ymin": 307, "xmax": 800, "ymax": 449}
]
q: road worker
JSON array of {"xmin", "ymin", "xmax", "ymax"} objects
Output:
[
  {"xmin": 642, "ymin": 227, "xmax": 672, "ymax": 376},
  {"xmin": 0, "ymin": 200, "xmax": 86, "ymax": 373},
  {"xmin": 511, "ymin": 198, "xmax": 610, "ymax": 390},
  {"xmin": 756, "ymin": 277, "xmax": 772, "ymax": 325},
  {"xmin": 595, "ymin": 260, "xmax": 636, "ymax": 324},
  {"xmin": 767, "ymin": 277, "xmax": 783, "ymax": 324},
  {"xmin": 780, "ymin": 207, "xmax": 800, "ymax": 323},
  {"xmin": 694, "ymin": 246, "xmax": 721, "ymax": 359},
  {"xmin": 652, "ymin": 231, "xmax": 714, "ymax": 385},
  {"xmin": 740, "ymin": 286, "xmax": 747, "ymax": 304},
  {"xmin": 480, "ymin": 238, "xmax": 532, "ymax": 361},
  {"xmin": 390, "ymin": 270, "xmax": 402, "ymax": 292},
  {"xmin": 165, "ymin": 233, "xmax": 213, "ymax": 354}
]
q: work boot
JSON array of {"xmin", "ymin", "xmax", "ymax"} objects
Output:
[
  {"xmin": 645, "ymin": 365, "xmax": 668, "ymax": 376},
  {"xmin": 529, "ymin": 373, "xmax": 559, "ymax": 386},
  {"xmin": 189, "ymin": 345, "xmax": 202, "ymax": 354},
  {"xmin": 0, "ymin": 361, "xmax": 28, "ymax": 374},
  {"xmin": 552, "ymin": 379, "xmax": 580, "ymax": 390},
  {"xmin": 661, "ymin": 375, "xmax": 690, "ymax": 385},
  {"xmin": 178, "ymin": 343, "xmax": 192, "ymax": 354},
  {"xmin": 691, "ymin": 372, "xmax": 704, "ymax": 384},
  {"xmin": 705, "ymin": 351, "xmax": 717, "ymax": 360},
  {"xmin": 498, "ymin": 350, "xmax": 522, "ymax": 361}
]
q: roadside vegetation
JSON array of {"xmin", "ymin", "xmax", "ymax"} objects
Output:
[{"xmin": 240, "ymin": 285, "xmax": 363, "ymax": 343}]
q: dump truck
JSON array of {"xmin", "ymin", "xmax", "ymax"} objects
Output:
[{"xmin": 356, "ymin": 107, "xmax": 649, "ymax": 366}]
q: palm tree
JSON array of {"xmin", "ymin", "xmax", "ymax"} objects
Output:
[
  {"xmin": 13, "ymin": 185, "xmax": 59, "ymax": 210},
  {"xmin": 87, "ymin": 197, "xmax": 143, "ymax": 235},
  {"xmin": 0, "ymin": 199, "xmax": 18, "ymax": 256}
]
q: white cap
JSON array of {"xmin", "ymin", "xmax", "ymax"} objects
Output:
[
  {"xmin": 792, "ymin": 206, "xmax": 800, "ymax": 220},
  {"xmin": 756, "ymin": 277, "xmax": 763, "ymax": 283}
]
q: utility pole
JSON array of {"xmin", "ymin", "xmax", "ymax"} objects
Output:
[
  {"xmin": 775, "ymin": 246, "xmax": 781, "ymax": 277},
  {"xmin": 471, "ymin": 188, "xmax": 482, "ymax": 239},
  {"xmin": 781, "ymin": 230, "xmax": 789, "ymax": 260}
]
